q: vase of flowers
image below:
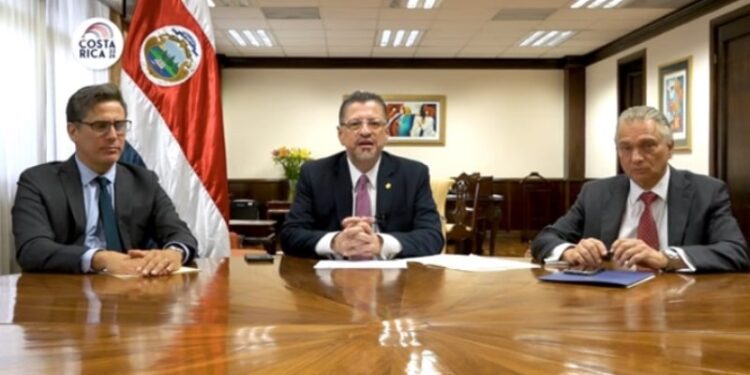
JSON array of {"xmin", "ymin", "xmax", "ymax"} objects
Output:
[{"xmin": 272, "ymin": 146, "xmax": 312, "ymax": 201}]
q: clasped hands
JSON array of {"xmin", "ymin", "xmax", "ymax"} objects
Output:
[
  {"xmin": 331, "ymin": 216, "xmax": 383, "ymax": 259},
  {"xmin": 92, "ymin": 248, "xmax": 183, "ymax": 277},
  {"xmin": 561, "ymin": 238, "xmax": 669, "ymax": 271}
]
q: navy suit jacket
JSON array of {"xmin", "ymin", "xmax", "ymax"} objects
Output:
[
  {"xmin": 531, "ymin": 167, "xmax": 749, "ymax": 272},
  {"xmin": 12, "ymin": 156, "xmax": 197, "ymax": 273},
  {"xmin": 280, "ymin": 151, "xmax": 443, "ymax": 258}
]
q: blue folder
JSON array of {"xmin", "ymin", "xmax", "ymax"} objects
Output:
[{"xmin": 538, "ymin": 270, "xmax": 656, "ymax": 288}]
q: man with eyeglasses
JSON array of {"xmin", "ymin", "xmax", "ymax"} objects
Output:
[
  {"xmin": 531, "ymin": 106, "xmax": 748, "ymax": 272},
  {"xmin": 12, "ymin": 83, "xmax": 197, "ymax": 275},
  {"xmin": 281, "ymin": 91, "xmax": 443, "ymax": 260}
]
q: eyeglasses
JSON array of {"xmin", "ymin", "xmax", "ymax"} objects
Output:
[
  {"xmin": 340, "ymin": 118, "xmax": 387, "ymax": 132},
  {"xmin": 77, "ymin": 120, "xmax": 131, "ymax": 135}
]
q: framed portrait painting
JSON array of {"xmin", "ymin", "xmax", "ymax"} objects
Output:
[
  {"xmin": 659, "ymin": 57, "xmax": 692, "ymax": 152},
  {"xmin": 382, "ymin": 95, "xmax": 446, "ymax": 146}
]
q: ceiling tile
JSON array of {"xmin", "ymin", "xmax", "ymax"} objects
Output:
[
  {"xmin": 267, "ymin": 19, "xmax": 324, "ymax": 29},
  {"xmin": 326, "ymin": 29, "xmax": 377, "ymax": 38},
  {"xmin": 328, "ymin": 47, "xmax": 373, "ymax": 56},
  {"xmin": 276, "ymin": 37, "xmax": 326, "ymax": 47},
  {"xmin": 327, "ymin": 38, "xmax": 374, "ymax": 47},
  {"xmin": 371, "ymin": 47, "xmax": 417, "ymax": 57},
  {"xmin": 212, "ymin": 0, "xmax": 692, "ymax": 58},
  {"xmin": 283, "ymin": 47, "xmax": 329, "ymax": 57},
  {"xmin": 414, "ymin": 46, "xmax": 463, "ymax": 57},
  {"xmin": 457, "ymin": 47, "xmax": 501, "ymax": 58},
  {"xmin": 324, "ymin": 19, "xmax": 378, "ymax": 29},
  {"xmin": 319, "ymin": 7, "xmax": 380, "ymax": 20},
  {"xmin": 497, "ymin": 0, "xmax": 570, "ymax": 8},
  {"xmin": 272, "ymin": 29, "xmax": 326, "ymax": 38},
  {"xmin": 210, "ymin": 7, "xmax": 265, "ymax": 19}
]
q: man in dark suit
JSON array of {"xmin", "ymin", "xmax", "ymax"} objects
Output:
[
  {"xmin": 281, "ymin": 91, "xmax": 443, "ymax": 259},
  {"xmin": 531, "ymin": 106, "xmax": 748, "ymax": 272},
  {"xmin": 12, "ymin": 83, "xmax": 197, "ymax": 275}
]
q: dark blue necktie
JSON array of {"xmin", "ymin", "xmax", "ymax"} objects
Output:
[{"xmin": 95, "ymin": 176, "xmax": 123, "ymax": 251}]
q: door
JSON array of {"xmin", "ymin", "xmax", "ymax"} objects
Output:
[
  {"xmin": 712, "ymin": 5, "xmax": 750, "ymax": 242},
  {"xmin": 617, "ymin": 50, "xmax": 646, "ymax": 174}
]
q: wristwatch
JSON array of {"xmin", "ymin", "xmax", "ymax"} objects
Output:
[{"xmin": 661, "ymin": 248, "xmax": 682, "ymax": 271}]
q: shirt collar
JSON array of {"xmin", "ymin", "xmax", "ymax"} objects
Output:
[
  {"xmin": 347, "ymin": 156, "xmax": 381, "ymax": 190},
  {"xmin": 75, "ymin": 155, "xmax": 117, "ymax": 186},
  {"xmin": 628, "ymin": 166, "xmax": 670, "ymax": 204}
]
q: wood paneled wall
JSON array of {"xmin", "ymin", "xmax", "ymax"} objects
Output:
[{"xmin": 228, "ymin": 178, "xmax": 588, "ymax": 232}]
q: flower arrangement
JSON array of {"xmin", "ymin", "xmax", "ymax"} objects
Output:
[{"xmin": 272, "ymin": 146, "xmax": 312, "ymax": 182}]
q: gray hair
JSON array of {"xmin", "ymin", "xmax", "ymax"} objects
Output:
[{"xmin": 615, "ymin": 105, "xmax": 673, "ymax": 144}]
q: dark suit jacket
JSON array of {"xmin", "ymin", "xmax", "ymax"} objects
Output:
[
  {"xmin": 531, "ymin": 167, "xmax": 749, "ymax": 272},
  {"xmin": 280, "ymin": 151, "xmax": 443, "ymax": 258},
  {"xmin": 12, "ymin": 156, "xmax": 198, "ymax": 273}
]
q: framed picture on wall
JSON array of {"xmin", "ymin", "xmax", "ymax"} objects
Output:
[
  {"xmin": 382, "ymin": 95, "xmax": 446, "ymax": 146},
  {"xmin": 659, "ymin": 57, "xmax": 692, "ymax": 152}
]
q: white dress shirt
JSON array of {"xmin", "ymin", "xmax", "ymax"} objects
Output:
[
  {"xmin": 546, "ymin": 168, "xmax": 695, "ymax": 272},
  {"xmin": 314, "ymin": 156, "xmax": 403, "ymax": 259}
]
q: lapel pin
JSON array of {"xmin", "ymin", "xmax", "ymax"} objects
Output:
[{"xmin": 385, "ymin": 182, "xmax": 392, "ymax": 190}]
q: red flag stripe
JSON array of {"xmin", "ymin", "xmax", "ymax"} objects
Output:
[{"xmin": 121, "ymin": 0, "xmax": 229, "ymax": 220}]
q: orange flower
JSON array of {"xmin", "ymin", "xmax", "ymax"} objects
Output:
[{"xmin": 272, "ymin": 146, "xmax": 313, "ymax": 181}]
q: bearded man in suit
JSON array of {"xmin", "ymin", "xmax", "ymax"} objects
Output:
[{"xmin": 281, "ymin": 91, "xmax": 443, "ymax": 260}]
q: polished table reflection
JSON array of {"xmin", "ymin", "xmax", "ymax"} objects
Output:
[{"xmin": 1, "ymin": 257, "xmax": 749, "ymax": 374}]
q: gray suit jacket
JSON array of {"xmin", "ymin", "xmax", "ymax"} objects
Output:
[
  {"xmin": 280, "ymin": 151, "xmax": 443, "ymax": 258},
  {"xmin": 531, "ymin": 167, "xmax": 749, "ymax": 272},
  {"xmin": 12, "ymin": 157, "xmax": 197, "ymax": 273}
]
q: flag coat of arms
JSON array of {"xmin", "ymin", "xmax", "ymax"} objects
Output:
[{"xmin": 120, "ymin": 0, "xmax": 229, "ymax": 257}]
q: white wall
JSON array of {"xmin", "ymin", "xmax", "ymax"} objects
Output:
[
  {"xmin": 586, "ymin": 0, "xmax": 750, "ymax": 178},
  {"xmin": 222, "ymin": 68, "xmax": 565, "ymax": 179}
]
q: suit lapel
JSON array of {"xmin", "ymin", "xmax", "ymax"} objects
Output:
[
  {"xmin": 667, "ymin": 167, "xmax": 691, "ymax": 245},
  {"xmin": 333, "ymin": 154, "xmax": 353, "ymax": 224},
  {"xmin": 601, "ymin": 175, "xmax": 629, "ymax": 246},
  {"xmin": 114, "ymin": 164, "xmax": 132, "ymax": 249},
  {"xmin": 376, "ymin": 152, "xmax": 396, "ymax": 227},
  {"xmin": 60, "ymin": 157, "xmax": 86, "ymax": 235}
]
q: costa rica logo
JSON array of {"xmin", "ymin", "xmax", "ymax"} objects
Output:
[
  {"xmin": 140, "ymin": 26, "xmax": 202, "ymax": 87},
  {"xmin": 73, "ymin": 18, "xmax": 123, "ymax": 70}
]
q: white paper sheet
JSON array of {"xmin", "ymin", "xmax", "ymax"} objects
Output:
[
  {"xmin": 313, "ymin": 260, "xmax": 409, "ymax": 269},
  {"xmin": 408, "ymin": 254, "xmax": 539, "ymax": 272}
]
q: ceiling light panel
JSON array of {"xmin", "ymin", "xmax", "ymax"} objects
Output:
[
  {"xmin": 399, "ymin": 0, "xmax": 439, "ymax": 9},
  {"xmin": 378, "ymin": 29, "xmax": 421, "ymax": 48},
  {"xmin": 570, "ymin": 0, "xmax": 627, "ymax": 9},
  {"xmin": 518, "ymin": 30, "xmax": 576, "ymax": 47},
  {"xmin": 227, "ymin": 29, "xmax": 275, "ymax": 47}
]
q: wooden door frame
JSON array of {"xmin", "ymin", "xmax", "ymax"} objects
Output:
[
  {"xmin": 617, "ymin": 49, "xmax": 647, "ymax": 115},
  {"xmin": 710, "ymin": 3, "xmax": 750, "ymax": 179},
  {"xmin": 616, "ymin": 49, "xmax": 647, "ymax": 174}
]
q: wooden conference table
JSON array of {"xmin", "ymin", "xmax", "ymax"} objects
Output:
[{"xmin": 1, "ymin": 256, "xmax": 748, "ymax": 374}]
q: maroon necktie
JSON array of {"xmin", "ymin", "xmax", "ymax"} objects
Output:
[
  {"xmin": 637, "ymin": 192, "xmax": 660, "ymax": 250},
  {"xmin": 350, "ymin": 175, "xmax": 373, "ymax": 260},
  {"xmin": 355, "ymin": 174, "xmax": 371, "ymax": 217}
]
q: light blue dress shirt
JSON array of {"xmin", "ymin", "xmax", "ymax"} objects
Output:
[{"xmin": 76, "ymin": 157, "xmax": 189, "ymax": 273}]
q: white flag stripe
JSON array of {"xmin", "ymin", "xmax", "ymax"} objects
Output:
[
  {"xmin": 182, "ymin": 0, "xmax": 216, "ymax": 49},
  {"xmin": 121, "ymin": 74, "xmax": 229, "ymax": 257}
]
